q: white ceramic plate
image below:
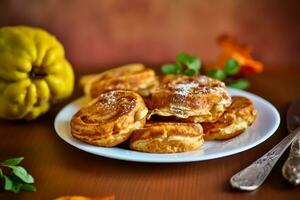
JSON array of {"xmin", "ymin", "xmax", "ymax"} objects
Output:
[{"xmin": 54, "ymin": 89, "xmax": 280, "ymax": 163}]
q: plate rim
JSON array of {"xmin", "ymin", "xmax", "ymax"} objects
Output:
[{"xmin": 54, "ymin": 88, "xmax": 280, "ymax": 163}]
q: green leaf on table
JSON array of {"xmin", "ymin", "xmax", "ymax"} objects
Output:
[
  {"xmin": 224, "ymin": 58, "xmax": 240, "ymax": 75},
  {"xmin": 11, "ymin": 181, "xmax": 22, "ymax": 193},
  {"xmin": 2, "ymin": 157, "xmax": 24, "ymax": 166},
  {"xmin": 161, "ymin": 64, "xmax": 182, "ymax": 74},
  {"xmin": 9, "ymin": 166, "xmax": 34, "ymax": 183},
  {"xmin": 3, "ymin": 175, "xmax": 23, "ymax": 193},
  {"xmin": 21, "ymin": 184, "xmax": 36, "ymax": 192},
  {"xmin": 207, "ymin": 69, "xmax": 226, "ymax": 81},
  {"xmin": 8, "ymin": 174, "xmax": 36, "ymax": 193},
  {"xmin": 0, "ymin": 156, "xmax": 36, "ymax": 193},
  {"xmin": 3, "ymin": 175, "xmax": 13, "ymax": 191},
  {"xmin": 176, "ymin": 52, "xmax": 201, "ymax": 73},
  {"xmin": 227, "ymin": 79, "xmax": 250, "ymax": 90}
]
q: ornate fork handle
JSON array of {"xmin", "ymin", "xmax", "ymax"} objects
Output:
[{"xmin": 230, "ymin": 127, "xmax": 300, "ymax": 191}]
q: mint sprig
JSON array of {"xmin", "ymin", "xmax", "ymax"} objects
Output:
[
  {"xmin": 161, "ymin": 53, "xmax": 250, "ymax": 90},
  {"xmin": 2, "ymin": 157, "xmax": 24, "ymax": 166},
  {"xmin": 227, "ymin": 79, "xmax": 250, "ymax": 90},
  {"xmin": 176, "ymin": 52, "xmax": 201, "ymax": 75},
  {"xmin": 224, "ymin": 58, "xmax": 240, "ymax": 75},
  {"xmin": 161, "ymin": 52, "xmax": 201, "ymax": 76},
  {"xmin": 207, "ymin": 69, "xmax": 226, "ymax": 81},
  {"xmin": 0, "ymin": 157, "xmax": 36, "ymax": 193},
  {"xmin": 161, "ymin": 63, "xmax": 182, "ymax": 75}
]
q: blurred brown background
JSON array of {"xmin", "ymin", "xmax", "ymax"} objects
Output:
[{"xmin": 1, "ymin": 0, "xmax": 300, "ymax": 69}]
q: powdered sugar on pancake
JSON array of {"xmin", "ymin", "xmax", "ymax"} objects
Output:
[
  {"xmin": 166, "ymin": 76, "xmax": 231, "ymax": 106},
  {"xmin": 99, "ymin": 90, "xmax": 118, "ymax": 110},
  {"xmin": 172, "ymin": 82, "xmax": 199, "ymax": 96}
]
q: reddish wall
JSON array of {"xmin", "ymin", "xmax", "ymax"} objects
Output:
[{"xmin": 1, "ymin": 0, "xmax": 300, "ymax": 69}]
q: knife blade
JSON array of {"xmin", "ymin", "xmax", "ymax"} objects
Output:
[{"xmin": 287, "ymin": 98, "xmax": 300, "ymax": 132}]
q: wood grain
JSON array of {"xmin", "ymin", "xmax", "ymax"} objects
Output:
[{"xmin": 0, "ymin": 66, "xmax": 300, "ymax": 200}]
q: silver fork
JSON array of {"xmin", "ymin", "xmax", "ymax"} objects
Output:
[{"xmin": 230, "ymin": 127, "xmax": 300, "ymax": 191}]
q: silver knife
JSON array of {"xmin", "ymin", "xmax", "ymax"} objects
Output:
[{"xmin": 230, "ymin": 98, "xmax": 300, "ymax": 191}]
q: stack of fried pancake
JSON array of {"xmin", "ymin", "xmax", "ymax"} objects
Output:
[{"xmin": 71, "ymin": 64, "xmax": 256, "ymax": 153}]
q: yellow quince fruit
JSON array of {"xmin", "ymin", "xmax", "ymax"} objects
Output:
[{"xmin": 0, "ymin": 26, "xmax": 74, "ymax": 120}]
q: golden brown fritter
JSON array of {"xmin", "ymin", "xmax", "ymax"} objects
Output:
[
  {"xmin": 147, "ymin": 75, "xmax": 231, "ymax": 122},
  {"xmin": 202, "ymin": 96, "xmax": 256, "ymax": 140},
  {"xmin": 54, "ymin": 195, "xmax": 115, "ymax": 200},
  {"xmin": 71, "ymin": 90, "xmax": 148, "ymax": 147},
  {"xmin": 81, "ymin": 64, "xmax": 158, "ymax": 98},
  {"xmin": 130, "ymin": 122, "xmax": 204, "ymax": 153}
]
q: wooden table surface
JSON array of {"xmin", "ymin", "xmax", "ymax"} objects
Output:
[{"xmin": 1, "ymin": 66, "xmax": 300, "ymax": 200}]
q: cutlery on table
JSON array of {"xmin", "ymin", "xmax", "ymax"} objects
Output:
[
  {"xmin": 282, "ymin": 136, "xmax": 300, "ymax": 185},
  {"xmin": 282, "ymin": 98, "xmax": 300, "ymax": 185},
  {"xmin": 230, "ymin": 98, "xmax": 300, "ymax": 191}
]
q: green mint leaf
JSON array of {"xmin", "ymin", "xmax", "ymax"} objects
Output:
[
  {"xmin": 3, "ymin": 175, "xmax": 13, "ymax": 191},
  {"xmin": 2, "ymin": 157, "xmax": 24, "ymax": 166},
  {"xmin": 176, "ymin": 52, "xmax": 192, "ymax": 63},
  {"xmin": 224, "ymin": 58, "xmax": 240, "ymax": 75},
  {"xmin": 0, "ymin": 168, "xmax": 3, "ymax": 178},
  {"xmin": 184, "ymin": 69, "xmax": 197, "ymax": 76},
  {"xmin": 11, "ymin": 181, "xmax": 22, "ymax": 193},
  {"xmin": 21, "ymin": 184, "xmax": 36, "ymax": 192},
  {"xmin": 227, "ymin": 79, "xmax": 250, "ymax": 90},
  {"xmin": 3, "ymin": 175, "xmax": 24, "ymax": 193},
  {"xmin": 161, "ymin": 64, "xmax": 182, "ymax": 74},
  {"xmin": 10, "ymin": 166, "xmax": 34, "ymax": 183},
  {"xmin": 207, "ymin": 69, "xmax": 226, "ymax": 81},
  {"xmin": 176, "ymin": 52, "xmax": 201, "ymax": 72}
]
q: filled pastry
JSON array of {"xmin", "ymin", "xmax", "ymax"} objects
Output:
[
  {"xmin": 130, "ymin": 122, "xmax": 204, "ymax": 153},
  {"xmin": 80, "ymin": 64, "xmax": 158, "ymax": 98},
  {"xmin": 148, "ymin": 75, "xmax": 231, "ymax": 123},
  {"xmin": 202, "ymin": 96, "xmax": 256, "ymax": 140},
  {"xmin": 71, "ymin": 90, "xmax": 148, "ymax": 147}
]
